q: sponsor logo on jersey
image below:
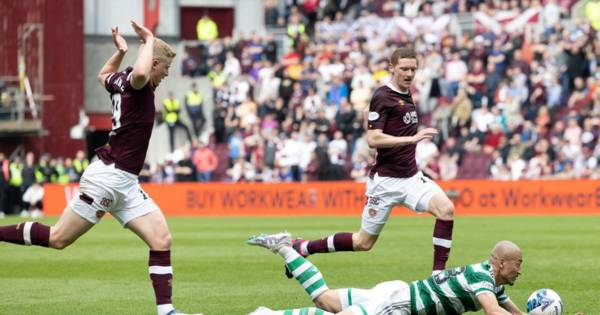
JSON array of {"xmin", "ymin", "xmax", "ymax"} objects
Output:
[
  {"xmin": 403, "ymin": 111, "xmax": 418, "ymax": 124},
  {"xmin": 398, "ymin": 99, "xmax": 405, "ymax": 106},
  {"xmin": 368, "ymin": 208, "xmax": 377, "ymax": 218}
]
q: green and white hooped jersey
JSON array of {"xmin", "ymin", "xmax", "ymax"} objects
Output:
[{"xmin": 408, "ymin": 261, "xmax": 509, "ymax": 315}]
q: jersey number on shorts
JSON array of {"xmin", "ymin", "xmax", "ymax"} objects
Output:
[{"xmin": 111, "ymin": 94, "xmax": 122, "ymax": 130}]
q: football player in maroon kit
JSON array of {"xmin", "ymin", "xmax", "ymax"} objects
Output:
[
  {"xmin": 0, "ymin": 21, "xmax": 201, "ymax": 315},
  {"xmin": 288, "ymin": 47, "xmax": 455, "ymax": 277}
]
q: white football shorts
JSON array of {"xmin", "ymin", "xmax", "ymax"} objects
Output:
[
  {"xmin": 69, "ymin": 160, "xmax": 158, "ymax": 226},
  {"xmin": 347, "ymin": 280, "xmax": 412, "ymax": 315},
  {"xmin": 361, "ymin": 171, "xmax": 445, "ymax": 235}
]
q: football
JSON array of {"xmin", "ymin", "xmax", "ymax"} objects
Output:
[{"xmin": 527, "ymin": 289, "xmax": 564, "ymax": 315}]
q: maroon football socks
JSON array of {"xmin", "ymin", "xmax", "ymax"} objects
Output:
[
  {"xmin": 299, "ymin": 232, "xmax": 354, "ymax": 255},
  {"xmin": 149, "ymin": 250, "xmax": 173, "ymax": 310},
  {"xmin": 432, "ymin": 219, "xmax": 454, "ymax": 271},
  {"xmin": 0, "ymin": 222, "xmax": 50, "ymax": 247}
]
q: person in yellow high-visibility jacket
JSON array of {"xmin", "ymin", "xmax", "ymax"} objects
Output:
[
  {"xmin": 162, "ymin": 91, "xmax": 193, "ymax": 152},
  {"xmin": 72, "ymin": 150, "xmax": 89, "ymax": 181},
  {"xmin": 7, "ymin": 157, "xmax": 24, "ymax": 215},
  {"xmin": 196, "ymin": 13, "xmax": 218, "ymax": 41},
  {"xmin": 185, "ymin": 82, "xmax": 206, "ymax": 137},
  {"xmin": 585, "ymin": 0, "xmax": 600, "ymax": 31}
]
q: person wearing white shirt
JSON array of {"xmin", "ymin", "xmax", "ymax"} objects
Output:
[{"xmin": 223, "ymin": 51, "xmax": 241, "ymax": 79}]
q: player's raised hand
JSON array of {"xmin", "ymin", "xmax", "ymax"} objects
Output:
[
  {"xmin": 130, "ymin": 20, "xmax": 154, "ymax": 43},
  {"xmin": 111, "ymin": 26, "xmax": 128, "ymax": 53},
  {"xmin": 412, "ymin": 127, "xmax": 438, "ymax": 144}
]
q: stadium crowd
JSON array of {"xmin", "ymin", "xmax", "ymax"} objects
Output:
[
  {"xmin": 2, "ymin": 0, "xmax": 599, "ymax": 216},
  {"xmin": 176, "ymin": 0, "xmax": 600, "ymax": 182}
]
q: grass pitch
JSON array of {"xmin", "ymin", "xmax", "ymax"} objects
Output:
[{"xmin": 0, "ymin": 215, "xmax": 598, "ymax": 314}]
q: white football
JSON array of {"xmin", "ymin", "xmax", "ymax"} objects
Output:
[{"xmin": 526, "ymin": 289, "xmax": 563, "ymax": 315}]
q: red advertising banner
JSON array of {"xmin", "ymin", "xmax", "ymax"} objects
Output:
[{"xmin": 43, "ymin": 180, "xmax": 600, "ymax": 217}]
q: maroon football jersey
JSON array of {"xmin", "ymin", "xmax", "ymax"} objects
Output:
[
  {"xmin": 95, "ymin": 67, "xmax": 155, "ymax": 175},
  {"xmin": 367, "ymin": 84, "xmax": 419, "ymax": 178}
]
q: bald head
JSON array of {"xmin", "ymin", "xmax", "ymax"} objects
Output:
[
  {"xmin": 489, "ymin": 240, "xmax": 523, "ymax": 285},
  {"xmin": 490, "ymin": 240, "xmax": 521, "ymax": 262}
]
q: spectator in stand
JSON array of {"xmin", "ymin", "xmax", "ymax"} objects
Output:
[
  {"xmin": 21, "ymin": 152, "xmax": 37, "ymax": 198},
  {"xmin": 174, "ymin": 148, "xmax": 196, "ymax": 182},
  {"xmin": 263, "ymin": 33, "xmax": 278, "ymax": 64},
  {"xmin": 350, "ymin": 154, "xmax": 370, "ymax": 182},
  {"xmin": 444, "ymin": 51, "xmax": 468, "ymax": 97},
  {"xmin": 328, "ymin": 130, "xmax": 348, "ymax": 166},
  {"xmin": 7, "ymin": 156, "xmax": 24, "ymax": 215},
  {"xmin": 185, "ymin": 83, "xmax": 206, "ymax": 138},
  {"xmin": 350, "ymin": 80, "xmax": 372, "ymax": 113},
  {"xmin": 276, "ymin": 131, "xmax": 303, "ymax": 182},
  {"xmin": 224, "ymin": 51, "xmax": 241, "ymax": 79},
  {"xmin": 335, "ymin": 98, "xmax": 356, "ymax": 137},
  {"xmin": 438, "ymin": 152, "xmax": 459, "ymax": 180},
  {"xmin": 303, "ymin": 87, "xmax": 323, "ymax": 120},
  {"xmin": 72, "ymin": 150, "xmax": 89, "ymax": 181},
  {"xmin": 228, "ymin": 129, "xmax": 245, "ymax": 166},
  {"xmin": 228, "ymin": 156, "xmax": 256, "ymax": 182},
  {"xmin": 466, "ymin": 59, "xmax": 486, "ymax": 108},
  {"xmin": 264, "ymin": 0, "xmax": 280, "ymax": 27},
  {"xmin": 181, "ymin": 50, "xmax": 199, "ymax": 77},
  {"xmin": 21, "ymin": 181, "xmax": 44, "ymax": 218},
  {"xmin": 50, "ymin": 158, "xmax": 69, "ymax": 184},
  {"xmin": 35, "ymin": 153, "xmax": 55, "ymax": 183},
  {"xmin": 196, "ymin": 12, "xmax": 218, "ymax": 42},
  {"xmin": 162, "ymin": 91, "xmax": 193, "ymax": 152},
  {"xmin": 0, "ymin": 153, "xmax": 8, "ymax": 217},
  {"xmin": 213, "ymin": 101, "xmax": 228, "ymax": 144}
]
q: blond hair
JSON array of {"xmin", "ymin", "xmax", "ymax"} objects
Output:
[{"xmin": 153, "ymin": 38, "xmax": 176, "ymax": 61}]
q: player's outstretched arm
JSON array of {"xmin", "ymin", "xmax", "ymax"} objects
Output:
[
  {"xmin": 130, "ymin": 20, "xmax": 155, "ymax": 90},
  {"xmin": 366, "ymin": 127, "xmax": 438, "ymax": 149},
  {"xmin": 477, "ymin": 293, "xmax": 513, "ymax": 315},
  {"xmin": 97, "ymin": 26, "xmax": 128, "ymax": 86},
  {"xmin": 499, "ymin": 299, "xmax": 526, "ymax": 315}
]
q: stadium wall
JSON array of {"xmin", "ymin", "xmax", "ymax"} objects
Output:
[
  {"xmin": 0, "ymin": 0, "xmax": 85, "ymax": 157},
  {"xmin": 43, "ymin": 180, "xmax": 600, "ymax": 216}
]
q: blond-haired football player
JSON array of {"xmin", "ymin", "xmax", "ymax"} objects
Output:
[{"xmin": 0, "ymin": 21, "xmax": 201, "ymax": 315}]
